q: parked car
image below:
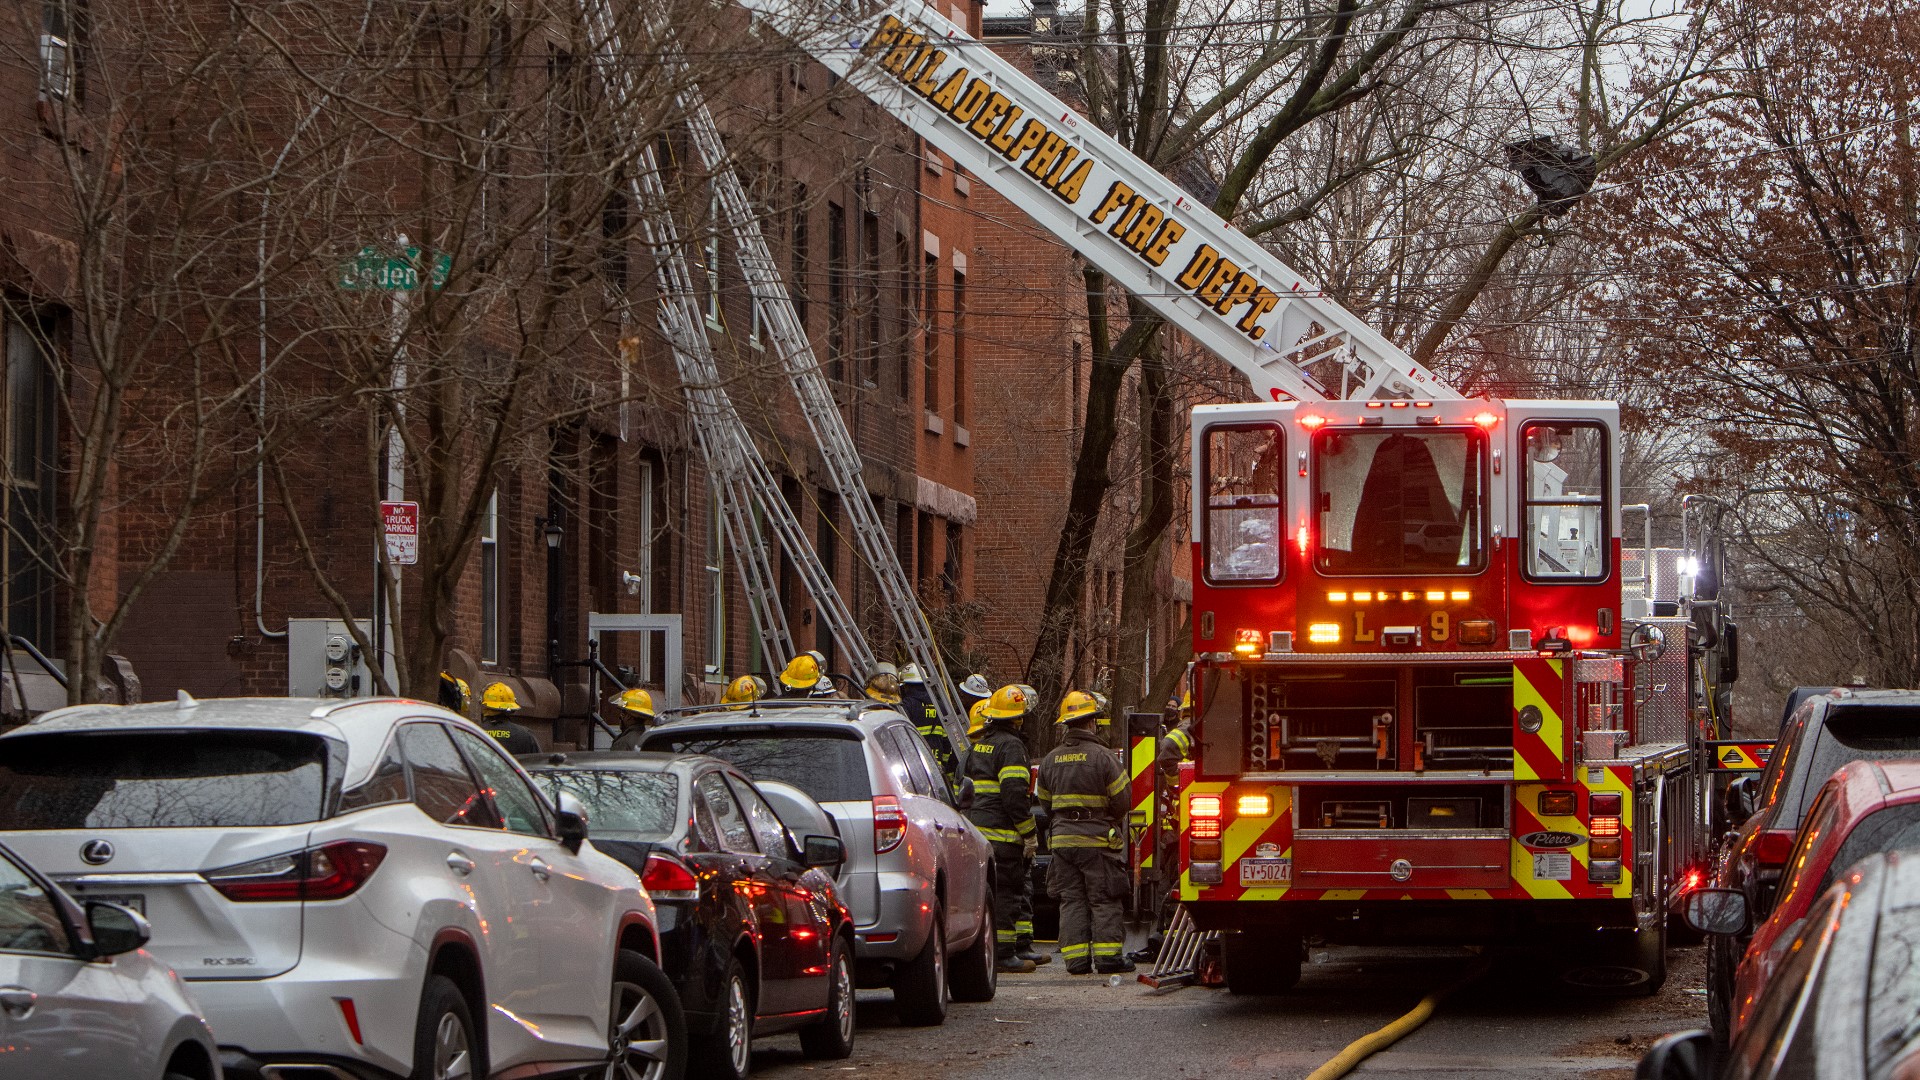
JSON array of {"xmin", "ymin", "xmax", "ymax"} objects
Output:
[
  {"xmin": 640, "ymin": 698, "xmax": 996, "ymax": 1025},
  {"xmin": 0, "ymin": 840, "xmax": 218, "ymax": 1080},
  {"xmin": 1705, "ymin": 689, "xmax": 1920, "ymax": 1047},
  {"xmin": 1643, "ymin": 849, "xmax": 1920, "ymax": 1080},
  {"xmin": 0, "ymin": 695, "xmax": 684, "ymax": 1080},
  {"xmin": 521, "ymin": 751, "xmax": 855, "ymax": 1080}
]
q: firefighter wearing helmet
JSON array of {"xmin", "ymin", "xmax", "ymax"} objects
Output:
[
  {"xmin": 898, "ymin": 663, "xmax": 957, "ymax": 787},
  {"xmin": 481, "ymin": 682, "xmax": 540, "ymax": 756},
  {"xmin": 958, "ymin": 672, "xmax": 992, "ymax": 714},
  {"xmin": 438, "ymin": 672, "xmax": 472, "ymax": 716},
  {"xmin": 721, "ymin": 674, "xmax": 767, "ymax": 708},
  {"xmin": 778, "ymin": 651, "xmax": 831, "ymax": 698},
  {"xmin": 609, "ymin": 688, "xmax": 656, "ymax": 750},
  {"xmin": 1038, "ymin": 689, "xmax": 1133, "ymax": 974},
  {"xmin": 1158, "ymin": 691, "xmax": 1195, "ymax": 783},
  {"xmin": 966, "ymin": 684, "xmax": 1043, "ymax": 972},
  {"xmin": 864, "ymin": 662, "xmax": 902, "ymax": 704}
]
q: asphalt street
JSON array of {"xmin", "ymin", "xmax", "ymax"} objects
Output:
[{"xmin": 750, "ymin": 941, "xmax": 1707, "ymax": 1080}]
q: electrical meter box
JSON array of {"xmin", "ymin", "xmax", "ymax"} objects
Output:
[{"xmin": 288, "ymin": 618, "xmax": 385, "ymax": 698}]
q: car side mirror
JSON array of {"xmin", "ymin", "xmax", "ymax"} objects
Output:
[
  {"xmin": 84, "ymin": 901, "xmax": 150, "ymax": 959},
  {"xmin": 1725, "ymin": 776, "xmax": 1758, "ymax": 825},
  {"xmin": 554, "ymin": 790, "xmax": 590, "ymax": 854},
  {"xmin": 956, "ymin": 776, "xmax": 975, "ymax": 811},
  {"xmin": 1635, "ymin": 1030, "xmax": 1714, "ymax": 1080},
  {"xmin": 1684, "ymin": 887, "xmax": 1749, "ymax": 936},
  {"xmin": 802, "ymin": 834, "xmax": 845, "ymax": 869}
]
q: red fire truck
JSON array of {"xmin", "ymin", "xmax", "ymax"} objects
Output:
[{"xmin": 1180, "ymin": 397, "xmax": 1715, "ymax": 994}]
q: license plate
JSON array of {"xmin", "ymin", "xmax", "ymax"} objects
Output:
[
  {"xmin": 1239, "ymin": 858, "xmax": 1292, "ymax": 885},
  {"xmin": 78, "ymin": 893, "xmax": 145, "ymax": 917}
]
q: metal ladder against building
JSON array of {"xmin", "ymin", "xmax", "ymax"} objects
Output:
[
  {"xmin": 682, "ymin": 96, "xmax": 971, "ymax": 746},
  {"xmin": 725, "ymin": 0, "xmax": 1462, "ymax": 405}
]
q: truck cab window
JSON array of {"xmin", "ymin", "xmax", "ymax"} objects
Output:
[
  {"xmin": 1203, "ymin": 424, "xmax": 1282, "ymax": 585},
  {"xmin": 1316, "ymin": 430, "xmax": 1484, "ymax": 575},
  {"xmin": 1523, "ymin": 422, "xmax": 1607, "ymax": 580}
]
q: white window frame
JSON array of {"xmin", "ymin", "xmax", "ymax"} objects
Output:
[{"xmin": 480, "ymin": 490, "xmax": 499, "ymax": 663}]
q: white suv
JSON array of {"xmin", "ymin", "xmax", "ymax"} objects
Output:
[{"xmin": 0, "ymin": 696, "xmax": 683, "ymax": 1080}]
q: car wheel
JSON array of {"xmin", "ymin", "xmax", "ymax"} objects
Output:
[
  {"xmin": 799, "ymin": 937, "xmax": 857, "ymax": 1060},
  {"xmin": 410, "ymin": 975, "xmax": 483, "ymax": 1080},
  {"xmin": 604, "ymin": 949, "xmax": 687, "ymax": 1080},
  {"xmin": 892, "ymin": 906, "xmax": 949, "ymax": 1026},
  {"xmin": 691, "ymin": 957, "xmax": 753, "ymax": 1080},
  {"xmin": 948, "ymin": 892, "xmax": 997, "ymax": 1003},
  {"xmin": 1222, "ymin": 929, "xmax": 1302, "ymax": 995}
]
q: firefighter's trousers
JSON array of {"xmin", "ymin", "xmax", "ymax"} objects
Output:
[
  {"xmin": 991, "ymin": 840, "xmax": 1027, "ymax": 961},
  {"xmin": 1049, "ymin": 846, "xmax": 1128, "ymax": 970}
]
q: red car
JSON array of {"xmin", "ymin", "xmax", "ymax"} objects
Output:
[{"xmin": 1727, "ymin": 758, "xmax": 1920, "ymax": 1043}]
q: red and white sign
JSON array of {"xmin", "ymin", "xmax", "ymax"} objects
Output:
[{"xmin": 380, "ymin": 500, "xmax": 419, "ymax": 565}]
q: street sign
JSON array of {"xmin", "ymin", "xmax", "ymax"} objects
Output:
[
  {"xmin": 381, "ymin": 501, "xmax": 419, "ymax": 565},
  {"xmin": 338, "ymin": 246, "xmax": 451, "ymax": 291}
]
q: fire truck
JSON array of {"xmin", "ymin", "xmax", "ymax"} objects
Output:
[
  {"xmin": 1181, "ymin": 398, "xmax": 1723, "ymax": 993},
  {"xmin": 660, "ymin": 0, "xmax": 1731, "ymax": 994}
]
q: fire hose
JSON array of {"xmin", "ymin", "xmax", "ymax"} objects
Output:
[{"xmin": 1301, "ymin": 953, "xmax": 1492, "ymax": 1080}]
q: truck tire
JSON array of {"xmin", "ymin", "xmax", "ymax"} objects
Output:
[
  {"xmin": 1561, "ymin": 922, "xmax": 1666, "ymax": 996},
  {"xmin": 1222, "ymin": 929, "xmax": 1302, "ymax": 995}
]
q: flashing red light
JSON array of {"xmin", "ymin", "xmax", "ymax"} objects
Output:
[
  {"xmin": 1679, "ymin": 868, "xmax": 1705, "ymax": 893},
  {"xmin": 1590, "ymin": 816, "xmax": 1623, "ymax": 838},
  {"xmin": 1296, "ymin": 525, "xmax": 1311, "ymax": 553},
  {"xmin": 1389, "ymin": 401, "xmax": 1409, "ymax": 409},
  {"xmin": 640, "ymin": 854, "xmax": 700, "ymax": 901},
  {"xmin": 1473, "ymin": 411, "xmax": 1500, "ymax": 428},
  {"xmin": 1190, "ymin": 794, "xmax": 1224, "ymax": 839},
  {"xmin": 1755, "ymin": 830, "xmax": 1796, "ymax": 867},
  {"xmin": 1300, "ymin": 414, "xmax": 1328, "ymax": 430},
  {"xmin": 1568, "ymin": 625, "xmax": 1595, "ymax": 647},
  {"xmin": 206, "ymin": 840, "xmax": 387, "ymax": 902},
  {"xmin": 874, "ymin": 795, "xmax": 908, "ymax": 854},
  {"xmin": 1365, "ymin": 401, "xmax": 1384, "ymax": 409},
  {"xmin": 1589, "ymin": 793, "xmax": 1623, "ymax": 817}
]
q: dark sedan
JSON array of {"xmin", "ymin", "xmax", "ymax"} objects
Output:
[{"xmin": 522, "ymin": 751, "xmax": 856, "ymax": 1080}]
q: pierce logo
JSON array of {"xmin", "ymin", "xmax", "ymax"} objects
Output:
[
  {"xmin": 79, "ymin": 839, "xmax": 115, "ymax": 865},
  {"xmin": 1520, "ymin": 831, "xmax": 1583, "ymax": 850}
]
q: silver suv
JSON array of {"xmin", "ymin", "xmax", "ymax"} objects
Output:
[{"xmin": 641, "ymin": 699, "xmax": 995, "ymax": 1024}]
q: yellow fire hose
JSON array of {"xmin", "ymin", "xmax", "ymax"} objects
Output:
[{"xmin": 1301, "ymin": 954, "xmax": 1492, "ymax": 1080}]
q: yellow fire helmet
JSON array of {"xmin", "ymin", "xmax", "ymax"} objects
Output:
[
  {"xmin": 613, "ymin": 687, "xmax": 655, "ymax": 719},
  {"xmin": 481, "ymin": 681, "xmax": 520, "ymax": 713},
  {"xmin": 865, "ymin": 662, "xmax": 902, "ymax": 704},
  {"xmin": 779, "ymin": 653, "xmax": 823, "ymax": 690},
  {"xmin": 1180, "ymin": 690, "xmax": 1193, "ymax": 715},
  {"xmin": 439, "ymin": 672, "xmax": 471, "ymax": 708},
  {"xmin": 1057, "ymin": 690, "xmax": 1099, "ymax": 725},
  {"xmin": 981, "ymin": 684, "xmax": 1031, "ymax": 721},
  {"xmin": 721, "ymin": 675, "xmax": 766, "ymax": 705},
  {"xmin": 968, "ymin": 699, "xmax": 990, "ymax": 736}
]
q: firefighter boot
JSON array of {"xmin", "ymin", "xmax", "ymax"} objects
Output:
[
  {"xmin": 1094, "ymin": 956, "xmax": 1137, "ymax": 975},
  {"xmin": 997, "ymin": 954, "xmax": 1037, "ymax": 975}
]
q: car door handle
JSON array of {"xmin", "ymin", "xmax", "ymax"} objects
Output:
[
  {"xmin": 529, "ymin": 858, "xmax": 551, "ymax": 882},
  {"xmin": 0, "ymin": 987, "xmax": 36, "ymax": 1018},
  {"xmin": 446, "ymin": 852, "xmax": 476, "ymax": 876}
]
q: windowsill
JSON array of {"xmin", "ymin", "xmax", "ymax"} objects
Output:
[
  {"xmin": 954, "ymin": 424, "xmax": 970, "ymax": 447},
  {"xmin": 954, "ymin": 174, "xmax": 970, "ymax": 198},
  {"xmin": 924, "ymin": 411, "xmax": 944, "ymax": 434}
]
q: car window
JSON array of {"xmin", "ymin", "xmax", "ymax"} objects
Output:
[
  {"xmin": 1818, "ymin": 804, "xmax": 1920, "ymax": 899},
  {"xmin": 341, "ymin": 735, "xmax": 410, "ymax": 811},
  {"xmin": 696, "ymin": 771, "xmax": 757, "ymax": 854},
  {"xmin": 1760, "ymin": 706, "xmax": 1810, "ymax": 814},
  {"xmin": 1870, "ymin": 901, "xmax": 1920, "ymax": 1078},
  {"xmin": 452, "ymin": 729, "xmax": 549, "ymax": 837},
  {"xmin": 646, "ymin": 729, "xmax": 873, "ymax": 802},
  {"xmin": 1774, "ymin": 786, "xmax": 1842, "ymax": 912},
  {"xmin": 904, "ymin": 728, "xmax": 956, "ymax": 803},
  {"xmin": 0, "ymin": 730, "xmax": 334, "ymax": 829},
  {"xmin": 531, "ymin": 771, "xmax": 680, "ymax": 841},
  {"xmin": 398, "ymin": 724, "xmax": 502, "ymax": 830},
  {"xmin": 1794, "ymin": 706, "xmax": 1920, "ymax": 824},
  {"xmin": 876, "ymin": 726, "xmax": 929, "ymax": 797},
  {"xmin": 689, "ymin": 781, "xmax": 722, "ymax": 851},
  {"xmin": 730, "ymin": 776, "xmax": 794, "ymax": 860},
  {"xmin": 1732, "ymin": 890, "xmax": 1839, "ymax": 1078},
  {"xmin": 0, "ymin": 854, "xmax": 66, "ymax": 955}
]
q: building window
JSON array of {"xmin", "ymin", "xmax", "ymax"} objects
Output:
[
  {"xmin": 942, "ymin": 521, "xmax": 963, "ymax": 603},
  {"xmin": 827, "ymin": 202, "xmax": 847, "ymax": 380},
  {"xmin": 705, "ymin": 189, "xmax": 724, "ymax": 331},
  {"xmin": 480, "ymin": 490, "xmax": 499, "ymax": 663},
  {"xmin": 922, "ymin": 253, "xmax": 939, "ymax": 413},
  {"xmin": 3, "ymin": 320, "xmax": 56, "ymax": 652},
  {"xmin": 862, "ymin": 211, "xmax": 881, "ymax": 387},
  {"xmin": 816, "ymin": 489, "xmax": 840, "ymax": 672},
  {"xmin": 916, "ymin": 510, "xmax": 933, "ymax": 590},
  {"xmin": 894, "ymin": 231, "xmax": 912, "ymax": 397},
  {"xmin": 895, "ymin": 504, "xmax": 913, "ymax": 580},
  {"xmin": 40, "ymin": 0, "xmax": 75, "ymax": 102},
  {"xmin": 952, "ymin": 269, "xmax": 967, "ymax": 427},
  {"xmin": 789, "ymin": 184, "xmax": 810, "ymax": 329},
  {"xmin": 706, "ymin": 478, "xmax": 726, "ymax": 679}
]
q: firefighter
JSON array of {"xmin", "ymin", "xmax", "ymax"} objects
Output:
[
  {"xmin": 438, "ymin": 672, "xmax": 471, "ymax": 716},
  {"xmin": 900, "ymin": 664, "xmax": 958, "ymax": 786},
  {"xmin": 481, "ymin": 682, "xmax": 541, "ymax": 755},
  {"xmin": 1132, "ymin": 692, "xmax": 1195, "ymax": 964},
  {"xmin": 1157, "ymin": 692, "xmax": 1195, "ymax": 782},
  {"xmin": 778, "ymin": 652, "xmax": 829, "ymax": 697},
  {"xmin": 608, "ymin": 688, "xmax": 656, "ymax": 750},
  {"xmin": 722, "ymin": 674, "xmax": 767, "ymax": 708},
  {"xmin": 968, "ymin": 698, "xmax": 990, "ymax": 736},
  {"xmin": 958, "ymin": 672, "xmax": 992, "ymax": 714},
  {"xmin": 1008, "ymin": 681, "xmax": 1046, "ymax": 963},
  {"xmin": 966, "ymin": 684, "xmax": 1041, "ymax": 973},
  {"xmin": 865, "ymin": 662, "xmax": 902, "ymax": 704},
  {"xmin": 1038, "ymin": 690, "xmax": 1133, "ymax": 975}
]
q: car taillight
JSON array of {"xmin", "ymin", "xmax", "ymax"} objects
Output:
[
  {"xmin": 1190, "ymin": 794, "xmax": 1223, "ymax": 839},
  {"xmin": 640, "ymin": 854, "xmax": 700, "ymax": 901},
  {"xmin": 205, "ymin": 841, "xmax": 387, "ymax": 902},
  {"xmin": 1755, "ymin": 830, "xmax": 1796, "ymax": 867},
  {"xmin": 873, "ymin": 795, "xmax": 907, "ymax": 854}
]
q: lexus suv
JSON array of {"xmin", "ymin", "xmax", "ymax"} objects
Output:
[
  {"xmin": 0, "ymin": 696, "xmax": 684, "ymax": 1080},
  {"xmin": 640, "ymin": 698, "xmax": 996, "ymax": 1026}
]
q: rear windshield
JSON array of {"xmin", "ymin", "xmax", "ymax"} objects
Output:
[
  {"xmin": 0, "ymin": 731, "xmax": 334, "ymax": 829},
  {"xmin": 1792, "ymin": 707, "xmax": 1920, "ymax": 823},
  {"xmin": 642, "ymin": 730, "xmax": 872, "ymax": 803},
  {"xmin": 530, "ymin": 771, "xmax": 680, "ymax": 841}
]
